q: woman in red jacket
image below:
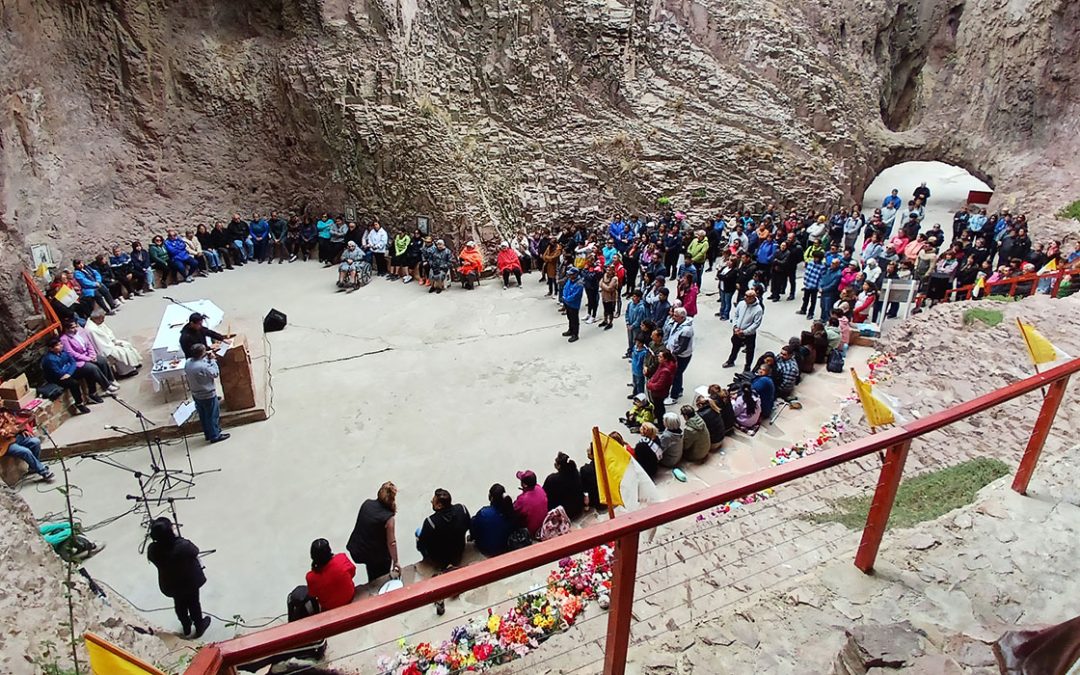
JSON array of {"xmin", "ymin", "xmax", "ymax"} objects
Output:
[
  {"xmin": 646, "ymin": 349, "xmax": 676, "ymax": 422},
  {"xmin": 305, "ymin": 539, "xmax": 356, "ymax": 611}
]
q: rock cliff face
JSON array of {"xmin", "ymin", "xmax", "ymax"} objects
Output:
[{"xmin": 1, "ymin": 0, "xmax": 1078, "ymax": 342}]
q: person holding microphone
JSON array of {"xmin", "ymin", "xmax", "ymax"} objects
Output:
[{"xmin": 183, "ymin": 342, "xmax": 229, "ymax": 444}]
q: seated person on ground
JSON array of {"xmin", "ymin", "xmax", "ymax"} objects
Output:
[
  {"xmin": 774, "ymin": 345, "xmax": 801, "ymax": 403},
  {"xmin": 60, "ymin": 318, "xmax": 119, "ymax": 388},
  {"xmin": 633, "ymin": 422, "xmax": 663, "ymax": 478},
  {"xmin": 0, "ymin": 408, "xmax": 54, "ymax": 482},
  {"xmin": 751, "ymin": 365, "xmax": 776, "ymax": 419},
  {"xmin": 732, "ymin": 383, "xmax": 762, "ymax": 432},
  {"xmin": 620, "ymin": 393, "xmax": 655, "ymax": 434},
  {"xmin": 512, "ymin": 470, "xmax": 548, "ymax": 538},
  {"xmin": 305, "ymin": 538, "xmax": 356, "ymax": 611},
  {"xmin": 542, "ymin": 452, "xmax": 585, "ymax": 520},
  {"xmin": 416, "ymin": 488, "xmax": 470, "ymax": 569},
  {"xmin": 337, "ymin": 240, "xmax": 366, "ymax": 289},
  {"xmin": 470, "ymin": 484, "xmax": 518, "ymax": 558},
  {"xmin": 694, "ymin": 392, "xmax": 726, "ymax": 451},
  {"xmin": 658, "ymin": 412, "xmax": 684, "ymax": 468},
  {"xmin": 578, "ymin": 445, "xmax": 600, "ymax": 512},
  {"xmin": 680, "ymin": 405, "xmax": 711, "ymax": 463}
]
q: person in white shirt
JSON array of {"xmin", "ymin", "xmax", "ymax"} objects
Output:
[
  {"xmin": 366, "ymin": 221, "xmax": 389, "ymax": 276},
  {"xmin": 723, "ymin": 290, "xmax": 764, "ymax": 372},
  {"xmin": 85, "ymin": 310, "xmax": 142, "ymax": 377}
]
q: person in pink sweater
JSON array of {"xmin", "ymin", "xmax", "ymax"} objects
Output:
[
  {"xmin": 59, "ymin": 319, "xmax": 119, "ymax": 392},
  {"xmin": 512, "ymin": 470, "xmax": 549, "ymax": 538}
]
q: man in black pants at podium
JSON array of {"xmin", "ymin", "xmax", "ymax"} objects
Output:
[{"xmin": 179, "ymin": 313, "xmax": 234, "ymax": 359}]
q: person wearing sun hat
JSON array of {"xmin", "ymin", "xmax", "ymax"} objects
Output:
[{"xmin": 512, "ymin": 470, "xmax": 548, "ymax": 537}]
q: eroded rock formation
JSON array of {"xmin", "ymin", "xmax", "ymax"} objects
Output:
[{"xmin": 1, "ymin": 0, "xmax": 1078, "ymax": 344}]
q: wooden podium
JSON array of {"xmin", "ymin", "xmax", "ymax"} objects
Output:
[{"xmin": 218, "ymin": 334, "xmax": 256, "ymax": 410}]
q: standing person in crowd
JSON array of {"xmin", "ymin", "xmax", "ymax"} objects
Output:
[
  {"xmin": 315, "ymin": 213, "xmax": 334, "ymax": 264},
  {"xmin": 817, "ymin": 258, "xmax": 844, "ymax": 321},
  {"xmin": 497, "ymin": 241, "xmax": 523, "ymax": 289},
  {"xmin": 767, "ymin": 241, "xmax": 791, "ymax": 301},
  {"xmin": 561, "ymin": 267, "xmax": 583, "ymax": 343},
  {"xmin": 0, "ymin": 408, "xmax": 54, "ymax": 481},
  {"xmin": 147, "ymin": 517, "xmax": 211, "ymax": 638},
  {"xmin": 328, "ymin": 218, "xmax": 348, "ymax": 266},
  {"xmin": 305, "ymin": 539, "xmax": 356, "ymax": 611},
  {"xmin": 389, "ymin": 229, "xmax": 412, "ymax": 280},
  {"xmin": 623, "ymin": 289, "xmax": 646, "ymax": 358},
  {"xmin": 512, "ymin": 470, "xmax": 548, "ymax": 538},
  {"xmin": 716, "ymin": 253, "xmax": 739, "ymax": 320},
  {"xmin": 470, "ymin": 484, "xmax": 517, "ymax": 558},
  {"xmin": 664, "ymin": 307, "xmax": 694, "ymax": 404},
  {"xmin": 723, "ymin": 290, "xmax": 763, "ymax": 371},
  {"xmin": 542, "ymin": 238, "xmax": 562, "ymax": 296},
  {"xmin": 686, "ymin": 230, "xmax": 709, "ymax": 285},
  {"xmin": 646, "ymin": 348, "xmax": 676, "ymax": 422},
  {"xmin": 347, "ymin": 482, "xmax": 401, "ymax": 583},
  {"xmin": 183, "ymin": 343, "xmax": 229, "ymax": 444},
  {"xmin": 598, "ymin": 267, "xmax": 619, "ymax": 329},
  {"xmin": 40, "ymin": 337, "xmax": 105, "ymax": 414},
  {"xmin": 416, "ymin": 488, "xmax": 470, "ymax": 569},
  {"xmin": 798, "ymin": 249, "xmax": 826, "ymax": 316},
  {"xmin": 542, "ymin": 452, "xmax": 585, "ymax": 520},
  {"xmin": 367, "ymin": 220, "xmax": 389, "ymax": 276},
  {"xmin": 629, "ymin": 334, "xmax": 648, "ymax": 397}
]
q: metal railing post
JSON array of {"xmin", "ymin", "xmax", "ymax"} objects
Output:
[
  {"xmin": 1012, "ymin": 377, "xmax": 1069, "ymax": 495},
  {"xmin": 603, "ymin": 532, "xmax": 640, "ymax": 675},
  {"xmin": 185, "ymin": 644, "xmax": 224, "ymax": 675},
  {"xmin": 854, "ymin": 440, "xmax": 911, "ymax": 573}
]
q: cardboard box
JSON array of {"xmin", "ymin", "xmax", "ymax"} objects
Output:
[
  {"xmin": 1, "ymin": 392, "xmax": 39, "ymax": 412},
  {"xmin": 0, "ymin": 373, "xmax": 30, "ymax": 401}
]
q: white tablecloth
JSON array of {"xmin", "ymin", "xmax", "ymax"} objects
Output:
[{"xmin": 150, "ymin": 299, "xmax": 224, "ymax": 363}]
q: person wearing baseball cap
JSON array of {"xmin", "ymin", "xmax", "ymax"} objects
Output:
[
  {"xmin": 560, "ymin": 267, "xmax": 584, "ymax": 342},
  {"xmin": 512, "ymin": 470, "xmax": 548, "ymax": 537},
  {"xmin": 179, "ymin": 312, "xmax": 234, "ymax": 359}
]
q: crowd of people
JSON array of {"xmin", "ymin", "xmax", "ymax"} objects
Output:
[{"xmin": 21, "ymin": 189, "xmax": 1079, "ymax": 637}]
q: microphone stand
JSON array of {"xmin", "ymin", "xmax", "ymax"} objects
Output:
[
  {"xmin": 106, "ymin": 394, "xmax": 161, "ymax": 476},
  {"xmin": 151, "ymin": 435, "xmax": 195, "ymax": 497},
  {"xmin": 172, "ymin": 401, "xmax": 221, "ymax": 478},
  {"xmin": 79, "ymin": 453, "xmax": 155, "ymax": 525},
  {"xmin": 162, "ymin": 296, "xmax": 204, "ymax": 317}
]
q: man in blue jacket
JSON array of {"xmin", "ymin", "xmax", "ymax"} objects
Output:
[
  {"xmin": 164, "ymin": 230, "xmax": 201, "ymax": 281},
  {"xmin": 755, "ymin": 235, "xmax": 778, "ymax": 267},
  {"xmin": 40, "ymin": 337, "xmax": 110, "ymax": 414},
  {"xmin": 817, "ymin": 258, "xmax": 844, "ymax": 321},
  {"xmin": 623, "ymin": 289, "xmax": 646, "ymax": 358},
  {"xmin": 561, "ymin": 267, "xmax": 584, "ymax": 343}
]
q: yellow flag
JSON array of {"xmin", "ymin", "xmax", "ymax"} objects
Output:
[
  {"xmin": 593, "ymin": 430, "xmax": 632, "ymax": 508},
  {"xmin": 54, "ymin": 284, "xmax": 77, "ymax": 307},
  {"xmin": 85, "ymin": 633, "xmax": 167, "ymax": 675},
  {"xmin": 1017, "ymin": 320, "xmax": 1058, "ymax": 365},
  {"xmin": 1038, "ymin": 259, "xmax": 1057, "ymax": 274},
  {"xmin": 851, "ymin": 369, "xmax": 895, "ymax": 428},
  {"xmin": 35, "ymin": 262, "xmax": 50, "ymax": 278}
]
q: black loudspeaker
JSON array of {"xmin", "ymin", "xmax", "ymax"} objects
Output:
[{"xmin": 263, "ymin": 308, "xmax": 288, "ymax": 333}]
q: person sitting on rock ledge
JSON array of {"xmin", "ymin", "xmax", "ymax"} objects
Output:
[{"xmin": 0, "ymin": 408, "xmax": 54, "ymax": 482}]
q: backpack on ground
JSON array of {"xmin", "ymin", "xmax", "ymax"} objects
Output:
[{"xmin": 826, "ymin": 347, "xmax": 845, "ymax": 373}]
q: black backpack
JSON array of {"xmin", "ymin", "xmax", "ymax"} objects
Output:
[{"xmin": 826, "ymin": 348, "xmax": 845, "ymax": 373}]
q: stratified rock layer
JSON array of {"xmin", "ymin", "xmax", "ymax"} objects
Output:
[{"xmin": 2, "ymin": 0, "xmax": 1079, "ymax": 341}]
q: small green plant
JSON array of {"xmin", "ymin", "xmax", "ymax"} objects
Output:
[
  {"xmin": 807, "ymin": 457, "xmax": 1010, "ymax": 530},
  {"xmin": 33, "ymin": 641, "xmax": 79, "ymax": 675},
  {"xmin": 657, "ymin": 196, "xmax": 672, "ymax": 206},
  {"xmin": 1057, "ymin": 199, "xmax": 1080, "ymax": 221},
  {"xmin": 962, "ymin": 308, "xmax": 1004, "ymax": 327},
  {"xmin": 692, "ymin": 187, "xmax": 707, "ymax": 199}
]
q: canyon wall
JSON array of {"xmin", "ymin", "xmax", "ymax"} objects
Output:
[{"xmin": 2, "ymin": 0, "xmax": 1078, "ymax": 344}]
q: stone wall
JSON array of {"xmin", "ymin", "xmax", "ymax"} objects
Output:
[{"xmin": 2, "ymin": 0, "xmax": 1079, "ymax": 345}]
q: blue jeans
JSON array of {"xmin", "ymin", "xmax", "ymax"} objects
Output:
[
  {"xmin": 632, "ymin": 374, "xmax": 645, "ymax": 396},
  {"xmin": 820, "ymin": 293, "xmax": 837, "ymax": 321},
  {"xmin": 7, "ymin": 435, "xmax": 48, "ymax": 475},
  {"xmin": 672, "ymin": 355, "xmax": 692, "ymax": 398},
  {"xmin": 193, "ymin": 396, "xmax": 221, "ymax": 441},
  {"xmin": 253, "ymin": 237, "xmax": 270, "ymax": 261},
  {"xmin": 233, "ymin": 238, "xmax": 254, "ymax": 261},
  {"xmin": 720, "ymin": 292, "xmax": 734, "ymax": 320},
  {"xmin": 204, "ymin": 249, "xmax": 222, "ymax": 269}
]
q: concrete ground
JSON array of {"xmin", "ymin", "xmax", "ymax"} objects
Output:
[
  {"xmin": 19, "ymin": 256, "xmax": 865, "ymax": 646},
  {"xmin": 15, "ymin": 160, "xmax": 989, "ymax": 653}
]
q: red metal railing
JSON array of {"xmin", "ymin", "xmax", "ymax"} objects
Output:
[
  {"xmin": 944, "ymin": 267, "xmax": 1073, "ymax": 303},
  {"xmin": 0, "ymin": 271, "xmax": 62, "ymax": 368},
  {"xmin": 185, "ymin": 357, "xmax": 1080, "ymax": 675}
]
